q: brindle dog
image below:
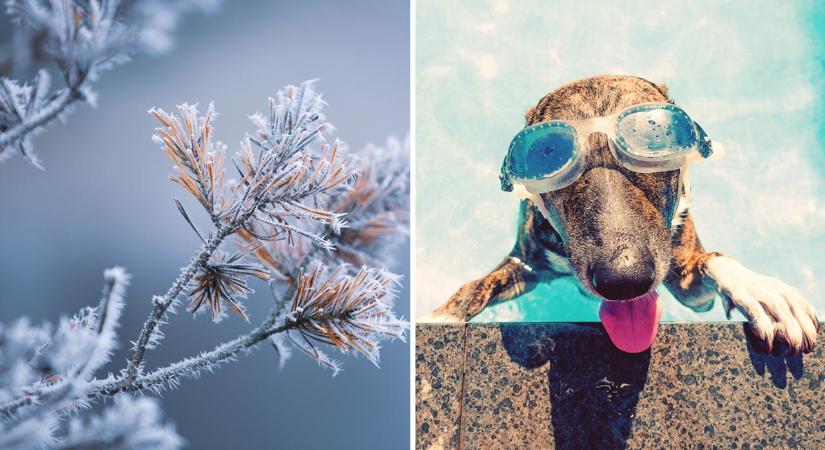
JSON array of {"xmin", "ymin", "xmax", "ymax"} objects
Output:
[{"xmin": 432, "ymin": 75, "xmax": 819, "ymax": 354}]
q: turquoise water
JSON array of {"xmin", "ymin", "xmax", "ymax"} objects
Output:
[{"xmin": 416, "ymin": 0, "xmax": 825, "ymax": 322}]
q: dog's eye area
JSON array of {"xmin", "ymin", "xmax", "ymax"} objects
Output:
[
  {"xmin": 508, "ymin": 123, "xmax": 578, "ymax": 180},
  {"xmin": 616, "ymin": 107, "xmax": 696, "ymax": 156}
]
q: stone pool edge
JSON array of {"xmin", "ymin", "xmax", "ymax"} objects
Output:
[{"xmin": 416, "ymin": 322, "xmax": 825, "ymax": 449}]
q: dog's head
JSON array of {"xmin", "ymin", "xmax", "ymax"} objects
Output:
[{"xmin": 526, "ymin": 75, "xmax": 680, "ymax": 301}]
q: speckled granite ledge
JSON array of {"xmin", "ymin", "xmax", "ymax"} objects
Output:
[{"xmin": 416, "ymin": 323, "xmax": 825, "ymax": 450}]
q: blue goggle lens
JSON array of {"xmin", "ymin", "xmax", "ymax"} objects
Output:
[
  {"xmin": 507, "ymin": 122, "xmax": 577, "ymax": 180},
  {"xmin": 616, "ymin": 105, "xmax": 697, "ymax": 157}
]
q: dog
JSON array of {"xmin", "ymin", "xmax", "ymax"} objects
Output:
[{"xmin": 431, "ymin": 75, "xmax": 819, "ymax": 354}]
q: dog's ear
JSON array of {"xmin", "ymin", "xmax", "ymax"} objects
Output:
[
  {"xmin": 524, "ymin": 106, "xmax": 540, "ymax": 125},
  {"xmin": 654, "ymin": 82, "xmax": 672, "ymax": 102},
  {"xmin": 655, "ymin": 83, "xmax": 669, "ymax": 95}
]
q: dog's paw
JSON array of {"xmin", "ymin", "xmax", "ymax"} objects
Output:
[
  {"xmin": 429, "ymin": 280, "xmax": 493, "ymax": 323},
  {"xmin": 705, "ymin": 256, "xmax": 820, "ymax": 354}
]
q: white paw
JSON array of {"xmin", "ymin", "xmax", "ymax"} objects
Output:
[{"xmin": 705, "ymin": 256, "xmax": 820, "ymax": 354}]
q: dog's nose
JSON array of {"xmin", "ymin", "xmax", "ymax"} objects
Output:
[{"xmin": 589, "ymin": 254, "xmax": 656, "ymax": 300}]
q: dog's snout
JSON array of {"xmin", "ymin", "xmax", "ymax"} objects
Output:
[{"xmin": 589, "ymin": 250, "xmax": 655, "ymax": 300}]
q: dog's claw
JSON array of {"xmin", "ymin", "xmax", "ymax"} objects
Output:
[
  {"xmin": 743, "ymin": 323, "xmax": 773, "ymax": 354},
  {"xmin": 706, "ymin": 256, "xmax": 819, "ymax": 356},
  {"xmin": 722, "ymin": 295, "xmax": 734, "ymax": 320}
]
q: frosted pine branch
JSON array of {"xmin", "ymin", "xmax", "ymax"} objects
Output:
[
  {"xmin": 284, "ymin": 263, "xmax": 407, "ymax": 372},
  {"xmin": 328, "ymin": 136, "xmax": 410, "ymax": 266},
  {"xmin": 125, "ymin": 81, "xmax": 351, "ymax": 382},
  {"xmin": 242, "ymin": 136, "xmax": 411, "ymax": 279},
  {"xmin": 1, "ymin": 80, "xmax": 409, "ymax": 448},
  {"xmin": 0, "ymin": 0, "xmax": 219, "ymax": 168},
  {"xmin": 0, "ymin": 73, "xmax": 78, "ymax": 168}
]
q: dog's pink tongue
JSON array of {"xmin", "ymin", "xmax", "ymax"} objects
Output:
[{"xmin": 598, "ymin": 291, "xmax": 662, "ymax": 353}]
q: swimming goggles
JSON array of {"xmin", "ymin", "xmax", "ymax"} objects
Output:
[{"xmin": 500, "ymin": 103, "xmax": 716, "ymax": 194}]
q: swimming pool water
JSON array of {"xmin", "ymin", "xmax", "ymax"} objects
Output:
[{"xmin": 416, "ymin": 0, "xmax": 825, "ymax": 322}]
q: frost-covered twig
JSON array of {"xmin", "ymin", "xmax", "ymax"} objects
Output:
[
  {"xmin": 0, "ymin": 77, "xmax": 80, "ymax": 164},
  {"xmin": 95, "ymin": 322, "xmax": 290, "ymax": 397},
  {"xmin": 0, "ymin": 268, "xmax": 183, "ymax": 449},
  {"xmin": 95, "ymin": 263, "xmax": 406, "ymax": 396},
  {"xmin": 124, "ymin": 223, "xmax": 236, "ymax": 385},
  {"xmin": 0, "ymin": 0, "xmax": 219, "ymax": 168}
]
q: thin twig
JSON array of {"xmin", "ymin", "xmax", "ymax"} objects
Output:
[
  {"xmin": 0, "ymin": 87, "xmax": 82, "ymax": 148},
  {"xmin": 0, "ymin": 267, "xmax": 127, "ymax": 420},
  {"xmin": 100, "ymin": 322, "xmax": 290, "ymax": 397},
  {"xmin": 123, "ymin": 222, "xmax": 236, "ymax": 385},
  {"xmin": 0, "ymin": 395, "xmax": 34, "ymax": 421}
]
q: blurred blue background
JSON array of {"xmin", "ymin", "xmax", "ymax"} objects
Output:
[
  {"xmin": 416, "ymin": 0, "xmax": 825, "ymax": 322},
  {"xmin": 0, "ymin": 1, "xmax": 409, "ymax": 448}
]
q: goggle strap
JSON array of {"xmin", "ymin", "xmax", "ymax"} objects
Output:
[
  {"xmin": 694, "ymin": 122, "xmax": 714, "ymax": 159},
  {"xmin": 500, "ymin": 167, "xmax": 513, "ymax": 192},
  {"xmin": 674, "ymin": 164, "xmax": 688, "ymax": 225},
  {"xmin": 511, "ymin": 187, "xmax": 564, "ymax": 237},
  {"xmin": 530, "ymin": 193, "xmax": 554, "ymax": 225},
  {"xmin": 709, "ymin": 139, "xmax": 725, "ymax": 160}
]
